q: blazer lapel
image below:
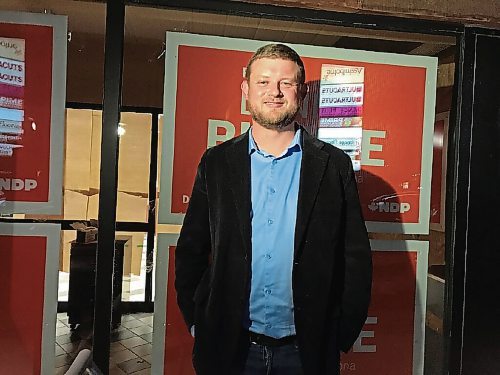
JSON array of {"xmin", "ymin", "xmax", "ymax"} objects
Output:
[
  {"xmin": 225, "ymin": 133, "xmax": 252, "ymax": 258},
  {"xmin": 294, "ymin": 130, "xmax": 329, "ymax": 259}
]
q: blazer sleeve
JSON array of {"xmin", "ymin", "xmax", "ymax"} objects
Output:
[
  {"xmin": 175, "ymin": 151, "xmax": 212, "ymax": 330},
  {"xmin": 338, "ymin": 153, "xmax": 373, "ymax": 352}
]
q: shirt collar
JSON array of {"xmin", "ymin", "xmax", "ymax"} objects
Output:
[{"xmin": 248, "ymin": 126, "xmax": 302, "ymax": 156}]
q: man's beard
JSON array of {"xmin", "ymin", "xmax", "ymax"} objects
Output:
[{"xmin": 248, "ymin": 101, "xmax": 299, "ymax": 131}]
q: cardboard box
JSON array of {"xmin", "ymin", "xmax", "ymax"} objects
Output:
[
  {"xmin": 64, "ymin": 109, "xmax": 93, "ymax": 191},
  {"xmin": 59, "ymin": 230, "xmax": 77, "ymax": 273},
  {"xmin": 64, "ymin": 190, "xmax": 88, "ymax": 220},
  {"xmin": 116, "ymin": 192, "xmax": 148, "ymax": 222}
]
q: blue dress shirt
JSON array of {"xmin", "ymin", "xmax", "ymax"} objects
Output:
[{"xmin": 245, "ymin": 127, "xmax": 302, "ymax": 339}]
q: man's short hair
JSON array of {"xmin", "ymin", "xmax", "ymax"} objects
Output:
[{"xmin": 245, "ymin": 44, "xmax": 306, "ymax": 84}]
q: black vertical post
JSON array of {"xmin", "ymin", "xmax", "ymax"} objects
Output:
[
  {"xmin": 444, "ymin": 28, "xmax": 474, "ymax": 375},
  {"xmin": 93, "ymin": 1, "xmax": 125, "ymax": 373},
  {"xmin": 446, "ymin": 27, "xmax": 500, "ymax": 375},
  {"xmin": 458, "ymin": 29, "xmax": 500, "ymax": 375},
  {"xmin": 145, "ymin": 112, "xmax": 159, "ymax": 303}
]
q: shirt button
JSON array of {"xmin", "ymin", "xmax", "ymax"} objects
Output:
[
  {"xmin": 265, "ymin": 289, "xmax": 271, "ymax": 295},
  {"xmin": 267, "ymin": 219, "xmax": 273, "ymax": 225},
  {"xmin": 272, "ymin": 160, "xmax": 277, "ymax": 165},
  {"xmin": 265, "ymin": 254, "xmax": 271, "ymax": 260},
  {"xmin": 270, "ymin": 187, "xmax": 276, "ymax": 194},
  {"xmin": 266, "ymin": 324, "xmax": 272, "ymax": 329}
]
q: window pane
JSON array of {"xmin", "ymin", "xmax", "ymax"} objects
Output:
[
  {"xmin": 130, "ymin": 6, "xmax": 456, "ymax": 374},
  {"xmin": 117, "ymin": 231, "xmax": 148, "ymax": 302},
  {"xmin": 116, "ymin": 112, "xmax": 152, "ymax": 223}
]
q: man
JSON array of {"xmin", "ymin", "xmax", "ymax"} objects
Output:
[{"xmin": 175, "ymin": 44, "xmax": 372, "ymax": 375}]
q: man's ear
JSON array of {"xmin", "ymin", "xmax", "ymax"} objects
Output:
[{"xmin": 241, "ymin": 79, "xmax": 249, "ymax": 99}]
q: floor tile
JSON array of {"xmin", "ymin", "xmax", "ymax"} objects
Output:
[
  {"xmin": 122, "ymin": 314, "xmax": 138, "ymax": 322},
  {"xmin": 75, "ymin": 326, "xmax": 93, "ymax": 341},
  {"xmin": 55, "ymin": 364, "xmax": 71, "ymax": 375},
  {"xmin": 130, "ymin": 325, "xmax": 153, "ymax": 336},
  {"xmin": 139, "ymin": 333, "xmax": 153, "ymax": 343},
  {"xmin": 130, "ymin": 344, "xmax": 152, "ymax": 357},
  {"xmin": 110, "ymin": 329, "xmax": 136, "ymax": 342},
  {"xmin": 110, "ymin": 341, "xmax": 128, "ymax": 353},
  {"xmin": 109, "ymin": 365, "xmax": 127, "ymax": 375},
  {"xmin": 130, "ymin": 367, "xmax": 151, "ymax": 374},
  {"xmin": 56, "ymin": 325, "xmax": 72, "ymax": 337},
  {"xmin": 122, "ymin": 319, "xmax": 145, "ymax": 329},
  {"xmin": 119, "ymin": 336, "xmax": 148, "ymax": 349},
  {"xmin": 60, "ymin": 341, "xmax": 81, "ymax": 354},
  {"xmin": 138, "ymin": 316, "xmax": 153, "ymax": 326},
  {"xmin": 109, "ymin": 348, "xmax": 138, "ymax": 365},
  {"xmin": 54, "ymin": 353, "xmax": 73, "ymax": 368},
  {"xmin": 134, "ymin": 313, "xmax": 153, "ymax": 319},
  {"xmin": 113, "ymin": 325, "xmax": 130, "ymax": 333},
  {"xmin": 56, "ymin": 333, "xmax": 79, "ymax": 345},
  {"xmin": 55, "ymin": 344, "xmax": 65, "ymax": 356},
  {"xmin": 141, "ymin": 354, "xmax": 152, "ymax": 364},
  {"xmin": 58, "ymin": 316, "xmax": 70, "ymax": 324},
  {"xmin": 117, "ymin": 357, "xmax": 150, "ymax": 374}
]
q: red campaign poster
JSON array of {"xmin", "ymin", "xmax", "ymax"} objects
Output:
[
  {"xmin": 152, "ymin": 234, "xmax": 196, "ymax": 374},
  {"xmin": 0, "ymin": 235, "xmax": 46, "ymax": 375},
  {"xmin": 0, "ymin": 223, "xmax": 60, "ymax": 375},
  {"xmin": 158, "ymin": 33, "xmax": 437, "ymax": 234},
  {"xmin": 164, "ymin": 245, "xmax": 195, "ymax": 375},
  {"xmin": 430, "ymin": 113, "xmax": 448, "ymax": 231},
  {"xmin": 152, "ymin": 236, "xmax": 428, "ymax": 375},
  {"xmin": 340, "ymin": 240, "xmax": 428, "ymax": 375},
  {"xmin": 0, "ymin": 12, "xmax": 66, "ymax": 215}
]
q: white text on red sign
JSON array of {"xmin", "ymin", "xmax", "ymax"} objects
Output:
[
  {"xmin": 0, "ymin": 178, "xmax": 37, "ymax": 192},
  {"xmin": 208, "ymin": 119, "xmax": 387, "ymax": 167}
]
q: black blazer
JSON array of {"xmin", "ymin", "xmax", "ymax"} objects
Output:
[{"xmin": 175, "ymin": 128, "xmax": 372, "ymax": 374}]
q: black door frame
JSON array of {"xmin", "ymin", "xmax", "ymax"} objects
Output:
[
  {"xmin": 445, "ymin": 26, "xmax": 500, "ymax": 375},
  {"xmin": 95, "ymin": 0, "xmax": 484, "ymax": 373},
  {"xmin": 93, "ymin": 0, "xmax": 125, "ymax": 369}
]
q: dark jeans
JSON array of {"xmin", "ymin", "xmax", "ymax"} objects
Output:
[{"xmin": 231, "ymin": 334, "xmax": 304, "ymax": 375}]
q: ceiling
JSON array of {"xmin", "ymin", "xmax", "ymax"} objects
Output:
[
  {"xmin": 0, "ymin": 0, "xmax": 456, "ymax": 107},
  {"xmin": 2, "ymin": 0, "xmax": 456, "ymax": 57}
]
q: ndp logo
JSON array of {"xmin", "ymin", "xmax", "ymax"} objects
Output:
[
  {"xmin": 368, "ymin": 201, "xmax": 410, "ymax": 213},
  {"xmin": 0, "ymin": 178, "xmax": 37, "ymax": 191}
]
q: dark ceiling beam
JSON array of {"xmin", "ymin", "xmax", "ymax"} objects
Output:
[
  {"xmin": 409, "ymin": 43, "xmax": 453, "ymax": 56},
  {"xmin": 126, "ymin": 0, "xmax": 463, "ymax": 36}
]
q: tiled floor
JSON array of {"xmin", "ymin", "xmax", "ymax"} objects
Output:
[
  {"xmin": 55, "ymin": 312, "xmax": 154, "ymax": 374},
  {"xmin": 55, "ymin": 238, "xmax": 156, "ymax": 373}
]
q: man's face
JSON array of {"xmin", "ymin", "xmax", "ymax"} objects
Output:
[{"xmin": 242, "ymin": 58, "xmax": 305, "ymax": 131}]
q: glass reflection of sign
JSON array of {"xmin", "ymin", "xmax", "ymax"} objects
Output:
[
  {"xmin": 0, "ymin": 37, "xmax": 25, "ymax": 157},
  {"xmin": 159, "ymin": 33, "xmax": 437, "ymax": 234},
  {"xmin": 151, "ymin": 236, "xmax": 429, "ymax": 375},
  {"xmin": 0, "ymin": 12, "xmax": 67, "ymax": 215},
  {"xmin": 0, "ymin": 222, "xmax": 60, "ymax": 375},
  {"xmin": 318, "ymin": 64, "xmax": 364, "ymax": 171}
]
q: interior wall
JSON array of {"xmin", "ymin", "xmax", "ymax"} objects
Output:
[
  {"xmin": 122, "ymin": 38, "xmax": 165, "ymax": 108},
  {"xmin": 66, "ymin": 32, "xmax": 104, "ymax": 105},
  {"xmin": 67, "ymin": 35, "xmax": 164, "ymax": 108}
]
